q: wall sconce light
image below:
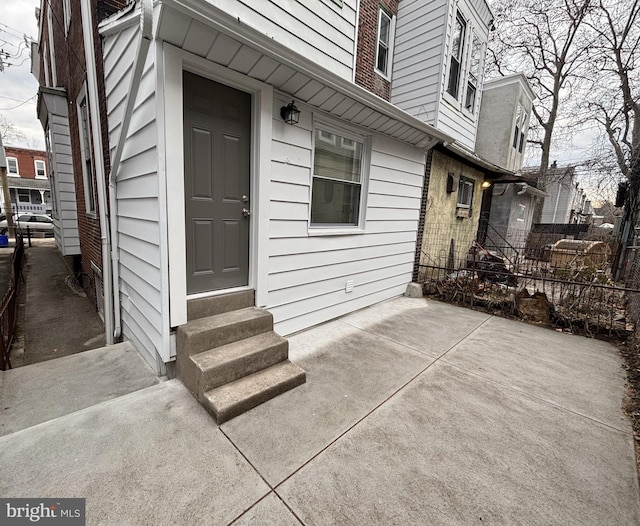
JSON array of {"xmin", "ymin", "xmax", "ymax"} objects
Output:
[
  {"xmin": 280, "ymin": 100, "xmax": 300, "ymax": 125},
  {"xmin": 482, "ymin": 181, "xmax": 492, "ymax": 189}
]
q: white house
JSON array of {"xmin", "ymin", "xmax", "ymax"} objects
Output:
[{"xmin": 94, "ymin": 0, "xmax": 453, "ymax": 384}]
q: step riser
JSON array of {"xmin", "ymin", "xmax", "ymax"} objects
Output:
[
  {"xmin": 205, "ymin": 367, "xmax": 306, "ymax": 424},
  {"xmin": 177, "ymin": 313, "xmax": 273, "ymax": 357},
  {"xmin": 179, "ymin": 339, "xmax": 289, "ymax": 397},
  {"xmin": 187, "ymin": 290, "xmax": 255, "ymax": 321}
]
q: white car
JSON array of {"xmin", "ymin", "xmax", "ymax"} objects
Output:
[{"xmin": 0, "ymin": 213, "xmax": 54, "ymax": 235}]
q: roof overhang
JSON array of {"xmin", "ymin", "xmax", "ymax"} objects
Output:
[
  {"xmin": 36, "ymin": 86, "xmax": 68, "ymax": 129},
  {"xmin": 440, "ymin": 142, "xmax": 515, "ymax": 177},
  {"xmin": 102, "ymin": 0, "xmax": 453, "ymax": 150}
]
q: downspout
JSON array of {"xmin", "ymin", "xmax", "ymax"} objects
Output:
[
  {"xmin": 107, "ymin": 0, "xmax": 153, "ymax": 340},
  {"xmin": 80, "ymin": 0, "xmax": 114, "ymax": 344}
]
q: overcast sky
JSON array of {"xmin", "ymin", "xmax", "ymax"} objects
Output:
[
  {"xmin": 0, "ymin": 0, "xmax": 41, "ymax": 149},
  {"xmin": 0, "ymin": 0, "xmax": 602, "ymax": 193}
]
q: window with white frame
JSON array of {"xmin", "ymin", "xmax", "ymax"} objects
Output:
[
  {"xmin": 516, "ymin": 203, "xmax": 526, "ymax": 222},
  {"xmin": 447, "ymin": 13, "xmax": 466, "ymax": 99},
  {"xmin": 457, "ymin": 176, "xmax": 474, "ymax": 208},
  {"xmin": 465, "ymin": 37, "xmax": 482, "ymax": 111},
  {"xmin": 35, "ymin": 160, "xmax": 47, "ymax": 179},
  {"xmin": 77, "ymin": 88, "xmax": 96, "ymax": 214},
  {"xmin": 310, "ymin": 126, "xmax": 365, "ymax": 227},
  {"xmin": 7, "ymin": 157, "xmax": 19, "ymax": 176},
  {"xmin": 513, "ymin": 103, "xmax": 528, "ymax": 153},
  {"xmin": 375, "ymin": 8, "xmax": 394, "ymax": 78}
]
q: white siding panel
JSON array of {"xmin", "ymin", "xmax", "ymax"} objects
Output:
[
  {"xmin": 103, "ymin": 24, "xmax": 164, "ymax": 367},
  {"xmin": 200, "ymin": 0, "xmax": 357, "ymax": 79},
  {"xmin": 266, "ymin": 108, "xmax": 425, "ymax": 334}
]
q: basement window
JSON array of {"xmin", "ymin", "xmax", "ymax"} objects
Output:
[{"xmin": 457, "ymin": 176, "xmax": 474, "ymax": 209}]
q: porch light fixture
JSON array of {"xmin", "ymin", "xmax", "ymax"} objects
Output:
[
  {"xmin": 482, "ymin": 181, "xmax": 492, "ymax": 189},
  {"xmin": 280, "ymin": 101, "xmax": 300, "ymax": 125}
]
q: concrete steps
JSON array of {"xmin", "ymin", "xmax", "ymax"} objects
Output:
[{"xmin": 176, "ymin": 291, "xmax": 305, "ymax": 424}]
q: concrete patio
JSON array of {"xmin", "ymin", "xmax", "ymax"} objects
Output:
[{"xmin": 1, "ymin": 297, "xmax": 638, "ymax": 525}]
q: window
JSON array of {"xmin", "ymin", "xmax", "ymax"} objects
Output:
[
  {"xmin": 513, "ymin": 104, "xmax": 528, "ymax": 153},
  {"xmin": 17, "ymin": 189, "xmax": 31, "ymax": 203},
  {"xmin": 77, "ymin": 88, "xmax": 96, "ymax": 214},
  {"xmin": 516, "ymin": 204, "xmax": 526, "ymax": 222},
  {"xmin": 7, "ymin": 157, "xmax": 19, "ymax": 176},
  {"xmin": 465, "ymin": 37, "xmax": 482, "ymax": 111},
  {"xmin": 457, "ymin": 176, "xmax": 474, "ymax": 208},
  {"xmin": 311, "ymin": 127, "xmax": 365, "ymax": 227},
  {"xmin": 35, "ymin": 160, "xmax": 47, "ymax": 179},
  {"xmin": 376, "ymin": 8, "xmax": 394, "ymax": 78},
  {"xmin": 447, "ymin": 13, "xmax": 466, "ymax": 99}
]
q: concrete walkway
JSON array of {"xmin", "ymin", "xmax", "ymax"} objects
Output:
[{"xmin": 1, "ymin": 297, "xmax": 638, "ymax": 525}]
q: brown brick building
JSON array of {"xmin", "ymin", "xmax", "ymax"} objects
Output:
[{"xmin": 1, "ymin": 146, "xmax": 50, "ymax": 215}]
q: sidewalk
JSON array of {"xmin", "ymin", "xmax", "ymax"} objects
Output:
[
  {"xmin": 12, "ymin": 238, "xmax": 105, "ymax": 366},
  {"xmin": 1, "ymin": 297, "xmax": 638, "ymax": 525}
]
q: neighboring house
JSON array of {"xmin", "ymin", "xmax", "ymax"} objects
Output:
[
  {"xmin": 474, "ymin": 74, "xmax": 542, "ymax": 251},
  {"xmin": 0, "ymin": 146, "xmax": 51, "ymax": 216},
  {"xmin": 34, "ymin": 0, "xmax": 454, "ymax": 384},
  {"xmin": 523, "ymin": 164, "xmax": 590, "ymax": 224},
  {"xmin": 364, "ymin": 0, "xmax": 519, "ymax": 275}
]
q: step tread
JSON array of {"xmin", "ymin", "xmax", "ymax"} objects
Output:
[
  {"xmin": 204, "ymin": 361, "xmax": 306, "ymax": 424},
  {"xmin": 190, "ymin": 331, "xmax": 287, "ymax": 372},
  {"xmin": 180, "ymin": 307, "xmax": 270, "ymax": 336}
]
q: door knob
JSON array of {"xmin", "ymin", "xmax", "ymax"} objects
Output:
[
  {"xmin": 242, "ymin": 195, "xmax": 249, "ymax": 203},
  {"xmin": 242, "ymin": 208, "xmax": 250, "ymax": 217}
]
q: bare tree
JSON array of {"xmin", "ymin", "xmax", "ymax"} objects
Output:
[
  {"xmin": 584, "ymin": 0, "xmax": 640, "ymax": 277},
  {"xmin": 0, "ymin": 114, "xmax": 26, "ymax": 146},
  {"xmin": 488, "ymin": 0, "xmax": 593, "ymax": 176}
]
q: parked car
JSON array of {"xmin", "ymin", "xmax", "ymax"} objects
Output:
[{"xmin": 0, "ymin": 213, "xmax": 54, "ymax": 235}]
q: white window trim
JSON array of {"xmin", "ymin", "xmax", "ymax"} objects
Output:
[
  {"xmin": 6, "ymin": 157, "xmax": 19, "ymax": 177},
  {"xmin": 34, "ymin": 159, "xmax": 47, "ymax": 179},
  {"xmin": 77, "ymin": 84, "xmax": 97, "ymax": 216},
  {"xmin": 374, "ymin": 8, "xmax": 395, "ymax": 81},
  {"xmin": 456, "ymin": 176, "xmax": 475, "ymax": 209},
  {"xmin": 162, "ymin": 43, "xmax": 273, "ymax": 330},
  {"xmin": 309, "ymin": 117, "xmax": 370, "ymax": 235}
]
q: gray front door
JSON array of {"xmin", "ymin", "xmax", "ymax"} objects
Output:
[{"xmin": 183, "ymin": 71, "xmax": 251, "ymax": 294}]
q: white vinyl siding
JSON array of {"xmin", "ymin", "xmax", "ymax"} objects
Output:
[
  {"xmin": 103, "ymin": 24, "xmax": 166, "ymax": 369},
  {"xmin": 391, "ymin": 0, "xmax": 491, "ymax": 150},
  {"xmin": 268, "ymin": 95, "xmax": 425, "ymax": 336},
  {"xmin": 49, "ymin": 114, "xmax": 81, "ymax": 255},
  {"xmin": 157, "ymin": 0, "xmax": 358, "ymax": 80},
  {"xmin": 390, "ymin": 0, "xmax": 448, "ymax": 125}
]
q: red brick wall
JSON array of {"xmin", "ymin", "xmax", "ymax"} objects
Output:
[
  {"xmin": 355, "ymin": 0, "xmax": 399, "ymax": 101},
  {"xmin": 4, "ymin": 147, "xmax": 48, "ymax": 179},
  {"xmin": 37, "ymin": 0, "xmax": 129, "ymax": 304}
]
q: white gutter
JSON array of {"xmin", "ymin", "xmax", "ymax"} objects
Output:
[
  {"xmin": 107, "ymin": 0, "xmax": 153, "ymax": 340},
  {"xmin": 80, "ymin": 0, "xmax": 114, "ymax": 345}
]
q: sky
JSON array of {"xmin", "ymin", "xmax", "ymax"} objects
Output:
[
  {"xmin": 0, "ymin": 0, "xmax": 43, "ymax": 149},
  {"xmin": 0, "ymin": 0, "xmax": 605, "ymax": 198}
]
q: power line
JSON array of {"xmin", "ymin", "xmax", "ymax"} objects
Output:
[{"xmin": 0, "ymin": 95, "xmax": 37, "ymax": 110}]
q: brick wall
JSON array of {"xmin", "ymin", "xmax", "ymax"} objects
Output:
[
  {"xmin": 37, "ymin": 0, "xmax": 129, "ymax": 304},
  {"xmin": 354, "ymin": 0, "xmax": 398, "ymax": 100},
  {"xmin": 4, "ymin": 147, "xmax": 48, "ymax": 179}
]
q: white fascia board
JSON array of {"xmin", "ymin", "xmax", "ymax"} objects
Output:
[{"xmin": 161, "ymin": 0, "xmax": 454, "ymax": 148}]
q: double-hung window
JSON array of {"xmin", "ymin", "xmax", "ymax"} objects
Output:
[
  {"xmin": 447, "ymin": 13, "xmax": 466, "ymax": 99},
  {"xmin": 77, "ymin": 87, "xmax": 96, "ymax": 214},
  {"xmin": 7, "ymin": 157, "xmax": 19, "ymax": 176},
  {"xmin": 35, "ymin": 160, "xmax": 47, "ymax": 179},
  {"xmin": 513, "ymin": 104, "xmax": 528, "ymax": 153},
  {"xmin": 310, "ymin": 127, "xmax": 365, "ymax": 228},
  {"xmin": 376, "ymin": 8, "xmax": 394, "ymax": 78},
  {"xmin": 457, "ymin": 176, "xmax": 474, "ymax": 209},
  {"xmin": 465, "ymin": 37, "xmax": 481, "ymax": 111}
]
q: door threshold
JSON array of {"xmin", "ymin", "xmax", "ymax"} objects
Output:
[{"xmin": 187, "ymin": 286, "xmax": 253, "ymax": 301}]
